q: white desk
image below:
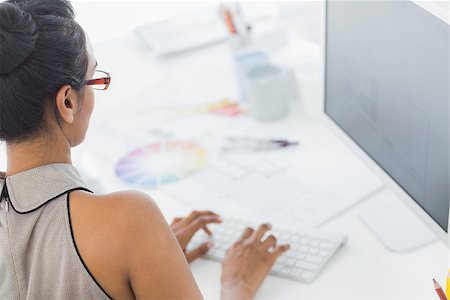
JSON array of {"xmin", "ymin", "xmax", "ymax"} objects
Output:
[{"xmin": 74, "ymin": 26, "xmax": 447, "ymax": 300}]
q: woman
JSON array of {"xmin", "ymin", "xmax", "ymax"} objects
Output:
[{"xmin": 0, "ymin": 0, "xmax": 290, "ymax": 299}]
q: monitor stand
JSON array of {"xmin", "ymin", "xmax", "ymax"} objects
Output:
[{"xmin": 359, "ymin": 188, "xmax": 437, "ymax": 252}]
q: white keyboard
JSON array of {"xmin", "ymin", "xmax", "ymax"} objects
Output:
[{"xmin": 187, "ymin": 218, "xmax": 347, "ymax": 283}]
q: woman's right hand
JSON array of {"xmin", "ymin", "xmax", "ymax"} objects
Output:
[{"xmin": 220, "ymin": 223, "xmax": 290, "ymax": 300}]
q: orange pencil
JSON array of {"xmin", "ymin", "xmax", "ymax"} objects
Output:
[
  {"xmin": 223, "ymin": 8, "xmax": 237, "ymax": 34},
  {"xmin": 434, "ymin": 278, "xmax": 448, "ymax": 300}
]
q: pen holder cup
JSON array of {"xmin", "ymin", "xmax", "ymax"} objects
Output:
[
  {"xmin": 233, "ymin": 48, "xmax": 269, "ymax": 103},
  {"xmin": 244, "ymin": 64, "xmax": 289, "ymax": 122},
  {"xmin": 228, "ymin": 33, "xmax": 253, "ymax": 52}
]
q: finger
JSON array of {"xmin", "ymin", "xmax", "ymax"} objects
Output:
[
  {"xmin": 261, "ymin": 235, "xmax": 277, "ymax": 250},
  {"xmin": 270, "ymin": 244, "xmax": 290, "ymax": 261},
  {"xmin": 202, "ymin": 225, "xmax": 212, "ymax": 236},
  {"xmin": 239, "ymin": 227, "xmax": 254, "ymax": 241},
  {"xmin": 186, "ymin": 216, "xmax": 222, "ymax": 236},
  {"xmin": 186, "ymin": 241, "xmax": 213, "ymax": 263},
  {"xmin": 185, "ymin": 210, "xmax": 221, "ymax": 223},
  {"xmin": 170, "ymin": 217, "xmax": 183, "ymax": 225},
  {"xmin": 251, "ymin": 223, "xmax": 272, "ymax": 242}
]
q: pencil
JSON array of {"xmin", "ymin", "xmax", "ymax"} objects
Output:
[
  {"xmin": 433, "ymin": 278, "xmax": 447, "ymax": 300},
  {"xmin": 223, "ymin": 8, "xmax": 237, "ymax": 34},
  {"xmin": 446, "ymin": 270, "xmax": 450, "ymax": 299}
]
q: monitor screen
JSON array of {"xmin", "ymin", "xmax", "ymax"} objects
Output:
[{"xmin": 324, "ymin": 1, "xmax": 449, "ymax": 231}]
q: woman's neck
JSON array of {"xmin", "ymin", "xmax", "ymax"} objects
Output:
[{"xmin": 6, "ymin": 135, "xmax": 72, "ymax": 177}]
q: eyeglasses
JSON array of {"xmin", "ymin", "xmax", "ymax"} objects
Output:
[{"xmin": 83, "ymin": 70, "xmax": 111, "ymax": 90}]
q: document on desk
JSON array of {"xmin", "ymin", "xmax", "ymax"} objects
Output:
[
  {"xmin": 160, "ymin": 143, "xmax": 383, "ymax": 228},
  {"xmin": 82, "ymin": 110, "xmax": 382, "ymax": 229}
]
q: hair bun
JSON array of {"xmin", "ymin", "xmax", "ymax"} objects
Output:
[{"xmin": 0, "ymin": 2, "xmax": 37, "ymax": 75}]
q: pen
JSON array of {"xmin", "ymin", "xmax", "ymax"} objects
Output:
[
  {"xmin": 222, "ymin": 138, "xmax": 299, "ymax": 152},
  {"xmin": 271, "ymin": 140, "xmax": 299, "ymax": 147},
  {"xmin": 433, "ymin": 278, "xmax": 448, "ymax": 300}
]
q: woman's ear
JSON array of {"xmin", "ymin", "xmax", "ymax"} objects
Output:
[{"xmin": 55, "ymin": 84, "xmax": 78, "ymax": 124}]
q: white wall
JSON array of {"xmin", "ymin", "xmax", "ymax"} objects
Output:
[{"xmin": 72, "ymin": 1, "xmax": 218, "ymax": 44}]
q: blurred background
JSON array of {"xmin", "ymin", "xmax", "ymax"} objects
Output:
[
  {"xmin": 1, "ymin": 1, "xmax": 446, "ymax": 172},
  {"xmin": 0, "ymin": 0, "xmax": 327, "ymax": 172}
]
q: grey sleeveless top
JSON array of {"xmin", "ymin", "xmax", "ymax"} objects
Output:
[{"xmin": 0, "ymin": 163, "xmax": 111, "ymax": 299}]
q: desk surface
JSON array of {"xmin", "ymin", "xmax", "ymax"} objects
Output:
[{"xmin": 75, "ymin": 27, "xmax": 447, "ymax": 299}]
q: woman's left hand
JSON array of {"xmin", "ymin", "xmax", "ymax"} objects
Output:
[{"xmin": 170, "ymin": 210, "xmax": 222, "ymax": 263}]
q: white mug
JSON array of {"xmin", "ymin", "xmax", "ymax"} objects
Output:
[{"xmin": 244, "ymin": 64, "xmax": 289, "ymax": 121}]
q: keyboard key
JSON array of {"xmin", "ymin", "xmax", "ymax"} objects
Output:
[
  {"xmin": 295, "ymin": 261, "xmax": 319, "ymax": 271},
  {"xmin": 320, "ymin": 242, "xmax": 334, "ymax": 250},
  {"xmin": 309, "ymin": 247, "xmax": 319, "ymax": 255},
  {"xmin": 306, "ymin": 256, "xmax": 323, "ymax": 264},
  {"xmin": 291, "ymin": 235, "xmax": 300, "ymax": 242},
  {"xmin": 216, "ymin": 249, "xmax": 226, "ymax": 258},
  {"xmin": 280, "ymin": 267, "xmax": 291, "ymax": 275},
  {"xmin": 280, "ymin": 232, "xmax": 291, "ymax": 240},
  {"xmin": 286, "ymin": 251, "xmax": 295, "ymax": 258},
  {"xmin": 327, "ymin": 236, "xmax": 342, "ymax": 243},
  {"xmin": 278, "ymin": 256, "xmax": 287, "ymax": 264},
  {"xmin": 310, "ymin": 240, "xmax": 319, "ymax": 247},
  {"xmin": 290, "ymin": 269, "xmax": 302, "ymax": 277},
  {"xmin": 222, "ymin": 235, "xmax": 231, "ymax": 243},
  {"xmin": 225, "ymin": 229, "xmax": 234, "ymax": 236},
  {"xmin": 299, "ymin": 246, "xmax": 309, "ymax": 253},
  {"xmin": 300, "ymin": 238, "xmax": 311, "ymax": 244},
  {"xmin": 295, "ymin": 252, "xmax": 306, "ymax": 260},
  {"xmin": 272, "ymin": 265, "xmax": 283, "ymax": 273},
  {"xmin": 286, "ymin": 258, "xmax": 295, "ymax": 265},
  {"xmin": 215, "ymin": 226, "xmax": 225, "ymax": 233},
  {"xmin": 294, "ymin": 261, "xmax": 304, "ymax": 268}
]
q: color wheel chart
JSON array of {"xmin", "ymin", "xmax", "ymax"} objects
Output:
[{"xmin": 115, "ymin": 141, "xmax": 207, "ymax": 188}]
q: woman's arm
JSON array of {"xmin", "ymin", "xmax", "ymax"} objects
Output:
[{"xmin": 124, "ymin": 191, "xmax": 203, "ymax": 299}]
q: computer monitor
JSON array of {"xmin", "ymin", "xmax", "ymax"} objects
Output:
[{"xmin": 323, "ymin": 1, "xmax": 449, "ymax": 249}]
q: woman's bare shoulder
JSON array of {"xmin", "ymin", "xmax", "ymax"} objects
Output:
[
  {"xmin": 70, "ymin": 189, "xmax": 162, "ymax": 226},
  {"xmin": 68, "ymin": 189, "xmax": 170, "ymax": 264},
  {"xmin": 71, "ymin": 189, "xmax": 156, "ymax": 209},
  {"xmin": 68, "ymin": 189, "xmax": 186, "ymax": 298}
]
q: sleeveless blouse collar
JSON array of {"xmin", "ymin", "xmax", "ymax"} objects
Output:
[{"xmin": 0, "ymin": 163, "xmax": 91, "ymax": 213}]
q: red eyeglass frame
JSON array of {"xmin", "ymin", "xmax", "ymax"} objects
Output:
[{"xmin": 83, "ymin": 70, "xmax": 111, "ymax": 90}]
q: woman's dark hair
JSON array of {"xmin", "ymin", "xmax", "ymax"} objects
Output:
[{"xmin": 0, "ymin": 0, "xmax": 88, "ymax": 142}]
